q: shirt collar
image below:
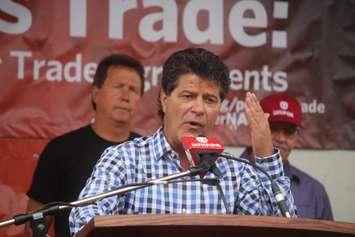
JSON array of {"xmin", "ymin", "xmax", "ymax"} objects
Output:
[{"xmin": 152, "ymin": 127, "xmax": 179, "ymax": 162}]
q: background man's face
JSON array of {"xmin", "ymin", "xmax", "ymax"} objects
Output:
[
  {"xmin": 92, "ymin": 66, "xmax": 142, "ymax": 124},
  {"xmin": 270, "ymin": 122, "xmax": 298, "ymax": 160}
]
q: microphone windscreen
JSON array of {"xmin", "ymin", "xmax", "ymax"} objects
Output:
[{"xmin": 181, "ymin": 135, "xmax": 224, "ymax": 167}]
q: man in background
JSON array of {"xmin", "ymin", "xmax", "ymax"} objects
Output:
[
  {"xmin": 26, "ymin": 53, "xmax": 145, "ymax": 237},
  {"xmin": 241, "ymin": 93, "xmax": 333, "ymax": 220}
]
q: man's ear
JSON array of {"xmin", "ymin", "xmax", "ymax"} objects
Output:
[
  {"xmin": 92, "ymin": 87, "xmax": 99, "ymax": 105},
  {"xmin": 294, "ymin": 130, "xmax": 301, "ymax": 146},
  {"xmin": 160, "ymin": 90, "xmax": 168, "ymax": 113}
]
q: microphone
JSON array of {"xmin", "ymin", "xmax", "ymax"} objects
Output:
[
  {"xmin": 180, "ymin": 135, "xmax": 224, "ymax": 177},
  {"xmin": 180, "ymin": 135, "xmax": 231, "ymax": 213}
]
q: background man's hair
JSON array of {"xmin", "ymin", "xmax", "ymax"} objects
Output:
[{"xmin": 92, "ymin": 54, "xmax": 145, "ymax": 110}]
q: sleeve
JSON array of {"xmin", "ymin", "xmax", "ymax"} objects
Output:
[
  {"xmin": 235, "ymin": 149, "xmax": 297, "ymax": 217},
  {"xmin": 69, "ymin": 146, "xmax": 127, "ymax": 236},
  {"xmin": 315, "ymin": 184, "xmax": 333, "ymax": 220},
  {"xmin": 27, "ymin": 140, "xmax": 61, "ymax": 203}
]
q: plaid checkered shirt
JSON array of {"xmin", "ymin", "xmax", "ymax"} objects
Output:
[{"xmin": 69, "ymin": 127, "xmax": 296, "ymax": 235}]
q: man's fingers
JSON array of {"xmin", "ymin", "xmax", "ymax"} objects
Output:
[
  {"xmin": 245, "ymin": 92, "xmax": 274, "ymax": 157},
  {"xmin": 245, "ymin": 106, "xmax": 255, "ymax": 127},
  {"xmin": 246, "ymin": 92, "xmax": 266, "ymax": 124}
]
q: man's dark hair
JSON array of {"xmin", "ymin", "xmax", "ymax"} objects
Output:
[
  {"xmin": 92, "ymin": 54, "xmax": 145, "ymax": 110},
  {"xmin": 158, "ymin": 47, "xmax": 230, "ymax": 118}
]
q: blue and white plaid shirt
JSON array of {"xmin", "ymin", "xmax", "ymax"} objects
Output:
[{"xmin": 69, "ymin": 127, "xmax": 296, "ymax": 235}]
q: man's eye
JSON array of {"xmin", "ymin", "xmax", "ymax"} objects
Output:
[
  {"xmin": 182, "ymin": 94, "xmax": 192, "ymax": 99},
  {"xmin": 114, "ymin": 84, "xmax": 124, "ymax": 89},
  {"xmin": 285, "ymin": 128, "xmax": 297, "ymax": 136},
  {"xmin": 130, "ymin": 86, "xmax": 139, "ymax": 94},
  {"xmin": 205, "ymin": 97, "xmax": 218, "ymax": 104}
]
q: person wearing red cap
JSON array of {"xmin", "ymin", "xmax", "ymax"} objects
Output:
[{"xmin": 241, "ymin": 93, "xmax": 333, "ymax": 220}]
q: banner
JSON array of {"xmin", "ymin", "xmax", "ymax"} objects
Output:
[
  {"xmin": 1, "ymin": 1, "xmax": 354, "ymax": 236},
  {"xmin": 1, "ymin": 0, "xmax": 355, "ymax": 149}
]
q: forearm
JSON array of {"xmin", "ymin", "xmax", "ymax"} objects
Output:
[
  {"xmin": 236, "ymin": 150, "xmax": 296, "ymax": 217},
  {"xmin": 255, "ymin": 150, "xmax": 297, "ymax": 216}
]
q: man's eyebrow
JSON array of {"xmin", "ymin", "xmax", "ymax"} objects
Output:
[
  {"xmin": 179, "ymin": 89, "xmax": 196, "ymax": 94},
  {"xmin": 203, "ymin": 93, "xmax": 219, "ymax": 99}
]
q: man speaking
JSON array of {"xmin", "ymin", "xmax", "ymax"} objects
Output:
[{"xmin": 69, "ymin": 48, "xmax": 296, "ymax": 235}]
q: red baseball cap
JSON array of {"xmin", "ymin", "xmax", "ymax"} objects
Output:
[{"xmin": 260, "ymin": 93, "xmax": 302, "ymax": 127}]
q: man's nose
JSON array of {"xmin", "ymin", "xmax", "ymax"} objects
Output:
[
  {"xmin": 272, "ymin": 130, "xmax": 287, "ymax": 142},
  {"xmin": 191, "ymin": 97, "xmax": 205, "ymax": 115},
  {"xmin": 120, "ymin": 87, "xmax": 130, "ymax": 101}
]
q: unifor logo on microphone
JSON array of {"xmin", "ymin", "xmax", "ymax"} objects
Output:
[
  {"xmin": 180, "ymin": 136, "xmax": 224, "ymax": 152},
  {"xmin": 181, "ymin": 135, "xmax": 225, "ymax": 173},
  {"xmin": 196, "ymin": 136, "xmax": 208, "ymax": 143}
]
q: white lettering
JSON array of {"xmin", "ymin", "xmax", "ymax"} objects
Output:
[
  {"xmin": 236, "ymin": 100, "xmax": 245, "ymax": 113},
  {"xmin": 183, "ymin": 0, "xmax": 223, "ymax": 44},
  {"xmin": 46, "ymin": 61, "xmax": 62, "ymax": 81},
  {"xmin": 217, "ymin": 97, "xmax": 249, "ymax": 129},
  {"xmin": 229, "ymin": 66, "xmax": 288, "ymax": 92},
  {"xmin": 273, "ymin": 71, "xmax": 288, "ymax": 92},
  {"xmin": 144, "ymin": 67, "xmax": 152, "ymax": 91},
  {"xmin": 109, "ymin": 0, "xmax": 137, "ymax": 39},
  {"xmin": 261, "ymin": 65, "xmax": 272, "ymax": 91},
  {"xmin": 33, "ymin": 60, "xmax": 46, "ymax": 80},
  {"xmin": 273, "ymin": 110, "xmax": 294, "ymax": 118},
  {"xmin": 83, "ymin": 62, "xmax": 97, "ymax": 83},
  {"xmin": 144, "ymin": 65, "xmax": 162, "ymax": 91},
  {"xmin": 69, "ymin": 0, "xmax": 87, "ymax": 37},
  {"xmin": 272, "ymin": 30, "xmax": 287, "ymax": 48},
  {"xmin": 150, "ymin": 65, "xmax": 163, "ymax": 86},
  {"xmin": 10, "ymin": 52, "xmax": 96, "ymax": 82},
  {"xmin": 65, "ymin": 0, "xmax": 287, "ymax": 48},
  {"xmin": 0, "ymin": 0, "xmax": 32, "ymax": 34},
  {"xmin": 245, "ymin": 70, "xmax": 260, "ymax": 90},
  {"xmin": 230, "ymin": 69, "xmax": 244, "ymax": 90},
  {"xmin": 216, "ymin": 112, "xmax": 248, "ymax": 129},
  {"xmin": 237, "ymin": 112, "xmax": 248, "ymax": 127},
  {"xmin": 220, "ymin": 100, "xmax": 229, "ymax": 113},
  {"xmin": 10, "ymin": 50, "xmax": 32, "ymax": 79},
  {"xmin": 229, "ymin": 0, "xmax": 267, "ymax": 47},
  {"xmin": 226, "ymin": 112, "xmax": 237, "ymax": 127},
  {"xmin": 139, "ymin": 0, "xmax": 177, "ymax": 42},
  {"xmin": 302, "ymin": 100, "xmax": 326, "ymax": 114},
  {"xmin": 64, "ymin": 54, "xmax": 82, "ymax": 82}
]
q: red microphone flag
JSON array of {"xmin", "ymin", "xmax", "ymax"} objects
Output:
[{"xmin": 180, "ymin": 136, "xmax": 224, "ymax": 167}]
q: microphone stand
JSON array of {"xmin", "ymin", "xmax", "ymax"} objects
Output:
[{"xmin": 0, "ymin": 165, "xmax": 207, "ymax": 237}]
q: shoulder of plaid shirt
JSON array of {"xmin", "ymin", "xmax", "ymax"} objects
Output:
[{"xmin": 69, "ymin": 127, "xmax": 296, "ymax": 235}]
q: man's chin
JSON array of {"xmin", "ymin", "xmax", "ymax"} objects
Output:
[{"xmin": 112, "ymin": 116, "xmax": 130, "ymax": 124}]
